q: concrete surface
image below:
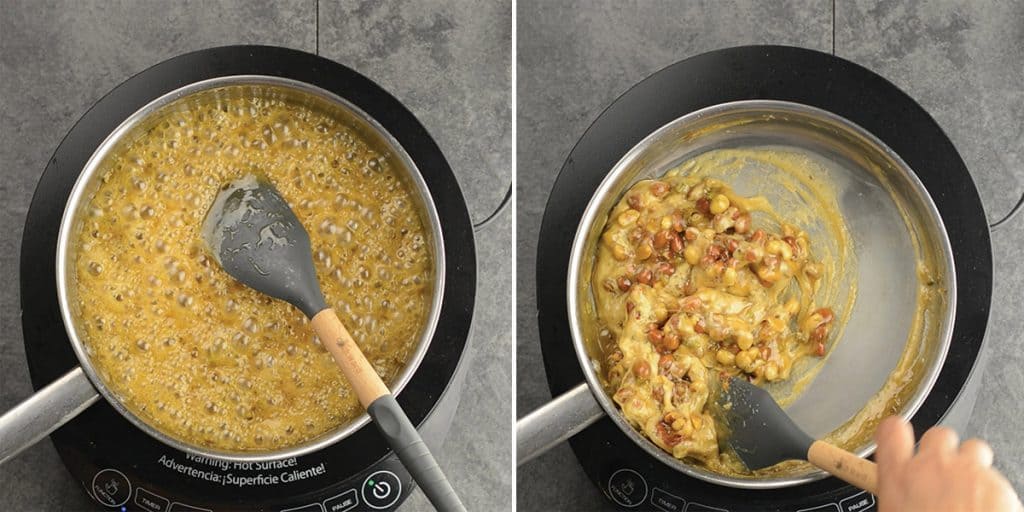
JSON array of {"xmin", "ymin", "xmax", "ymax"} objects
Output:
[
  {"xmin": 0, "ymin": 1, "xmax": 512, "ymax": 511},
  {"xmin": 517, "ymin": 0, "xmax": 1023, "ymax": 510}
]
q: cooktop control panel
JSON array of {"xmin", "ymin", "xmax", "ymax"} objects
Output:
[
  {"xmin": 84, "ymin": 456, "xmax": 413, "ymax": 512},
  {"xmin": 605, "ymin": 466, "xmax": 876, "ymax": 512}
]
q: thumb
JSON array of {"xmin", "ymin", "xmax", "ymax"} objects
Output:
[{"xmin": 875, "ymin": 416, "xmax": 913, "ymax": 474}]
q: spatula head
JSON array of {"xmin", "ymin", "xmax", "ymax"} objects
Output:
[
  {"xmin": 202, "ymin": 174, "xmax": 327, "ymax": 318},
  {"xmin": 712, "ymin": 376, "xmax": 815, "ymax": 471}
]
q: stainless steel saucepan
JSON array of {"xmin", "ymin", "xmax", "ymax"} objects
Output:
[
  {"xmin": 517, "ymin": 100, "xmax": 956, "ymax": 489},
  {"xmin": 0, "ymin": 76, "xmax": 446, "ymax": 464}
]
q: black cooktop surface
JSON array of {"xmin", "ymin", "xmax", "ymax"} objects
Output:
[
  {"xmin": 536, "ymin": 45, "xmax": 992, "ymax": 511},
  {"xmin": 20, "ymin": 46, "xmax": 477, "ymax": 512}
]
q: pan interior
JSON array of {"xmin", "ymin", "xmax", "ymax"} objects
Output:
[
  {"xmin": 58, "ymin": 76, "xmax": 446, "ymax": 461},
  {"xmin": 571, "ymin": 101, "xmax": 954, "ymax": 487}
]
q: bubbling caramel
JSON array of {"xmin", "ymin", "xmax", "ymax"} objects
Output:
[{"xmin": 74, "ymin": 90, "xmax": 432, "ymax": 451}]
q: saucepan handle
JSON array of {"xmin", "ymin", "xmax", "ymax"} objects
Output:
[
  {"xmin": 516, "ymin": 382, "xmax": 606, "ymax": 466},
  {"xmin": 0, "ymin": 366, "xmax": 100, "ymax": 464}
]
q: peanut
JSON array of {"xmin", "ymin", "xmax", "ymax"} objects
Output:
[{"xmin": 710, "ymin": 194, "xmax": 730, "ymax": 214}]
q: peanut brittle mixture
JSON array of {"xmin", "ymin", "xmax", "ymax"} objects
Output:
[{"xmin": 594, "ymin": 169, "xmax": 836, "ymax": 472}]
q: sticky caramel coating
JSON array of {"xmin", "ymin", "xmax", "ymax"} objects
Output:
[
  {"xmin": 74, "ymin": 92, "xmax": 432, "ymax": 451},
  {"xmin": 595, "ymin": 174, "xmax": 834, "ymax": 472}
]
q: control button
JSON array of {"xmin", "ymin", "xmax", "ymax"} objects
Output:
[
  {"xmin": 361, "ymin": 470, "xmax": 402, "ymax": 510},
  {"xmin": 134, "ymin": 487, "xmax": 170, "ymax": 512},
  {"xmin": 280, "ymin": 503, "xmax": 325, "ymax": 512},
  {"xmin": 839, "ymin": 491, "xmax": 876, "ymax": 512},
  {"xmin": 323, "ymin": 489, "xmax": 359, "ymax": 512},
  {"xmin": 91, "ymin": 468, "xmax": 131, "ymax": 507},
  {"xmin": 650, "ymin": 488, "xmax": 686, "ymax": 511},
  {"xmin": 607, "ymin": 468, "xmax": 648, "ymax": 508},
  {"xmin": 796, "ymin": 504, "xmax": 840, "ymax": 512},
  {"xmin": 687, "ymin": 502, "xmax": 728, "ymax": 511},
  {"xmin": 168, "ymin": 503, "xmax": 212, "ymax": 512}
]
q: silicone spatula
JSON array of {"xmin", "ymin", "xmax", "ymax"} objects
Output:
[
  {"xmin": 713, "ymin": 376, "xmax": 878, "ymax": 493},
  {"xmin": 203, "ymin": 174, "xmax": 464, "ymax": 512}
]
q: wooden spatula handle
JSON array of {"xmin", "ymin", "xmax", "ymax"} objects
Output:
[
  {"xmin": 808, "ymin": 440, "xmax": 878, "ymax": 493},
  {"xmin": 310, "ymin": 308, "xmax": 466, "ymax": 511},
  {"xmin": 310, "ymin": 308, "xmax": 389, "ymax": 407}
]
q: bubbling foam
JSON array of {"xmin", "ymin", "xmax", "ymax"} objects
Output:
[{"xmin": 74, "ymin": 91, "xmax": 432, "ymax": 451}]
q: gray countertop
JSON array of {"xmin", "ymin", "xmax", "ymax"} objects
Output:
[
  {"xmin": 0, "ymin": 1, "xmax": 512, "ymax": 510},
  {"xmin": 517, "ymin": 1, "xmax": 1023, "ymax": 510}
]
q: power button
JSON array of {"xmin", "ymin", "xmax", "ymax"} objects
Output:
[{"xmin": 361, "ymin": 470, "xmax": 402, "ymax": 510}]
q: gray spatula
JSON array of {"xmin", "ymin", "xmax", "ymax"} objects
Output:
[
  {"xmin": 714, "ymin": 376, "xmax": 878, "ymax": 493},
  {"xmin": 203, "ymin": 174, "xmax": 465, "ymax": 512}
]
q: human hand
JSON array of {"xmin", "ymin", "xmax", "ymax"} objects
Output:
[{"xmin": 875, "ymin": 416, "xmax": 1022, "ymax": 512}]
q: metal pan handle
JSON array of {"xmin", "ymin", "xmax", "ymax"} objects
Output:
[
  {"xmin": 516, "ymin": 382, "xmax": 605, "ymax": 466},
  {"xmin": 0, "ymin": 367, "xmax": 100, "ymax": 464}
]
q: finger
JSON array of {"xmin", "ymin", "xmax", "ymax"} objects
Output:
[
  {"xmin": 988, "ymin": 469, "xmax": 1024, "ymax": 512},
  {"xmin": 919, "ymin": 426, "xmax": 959, "ymax": 455},
  {"xmin": 875, "ymin": 416, "xmax": 914, "ymax": 471},
  {"xmin": 959, "ymin": 438, "xmax": 994, "ymax": 467}
]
